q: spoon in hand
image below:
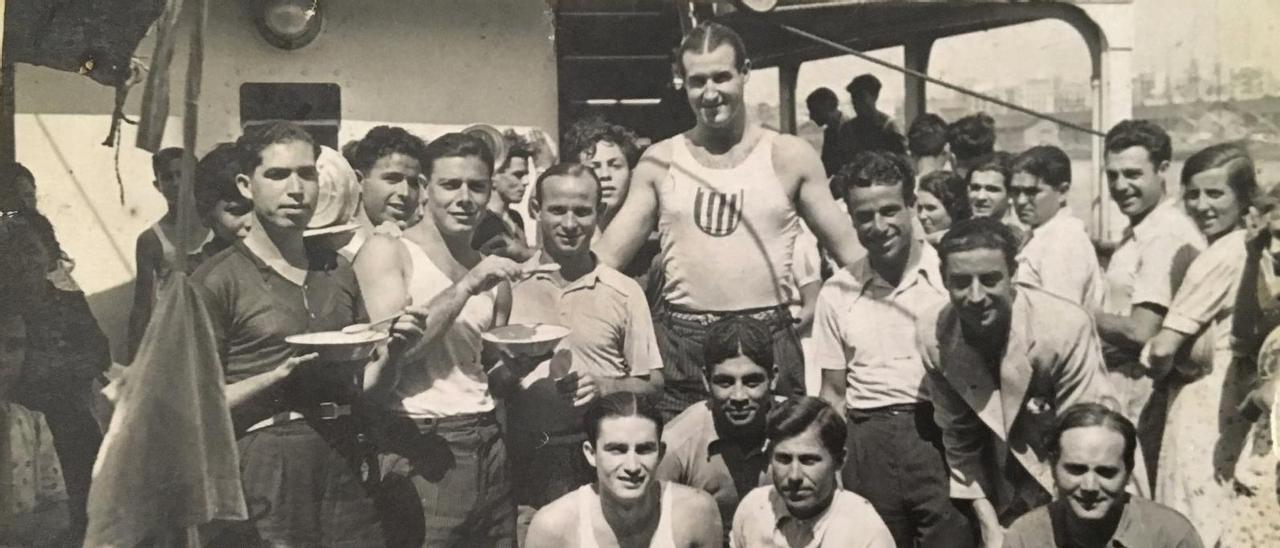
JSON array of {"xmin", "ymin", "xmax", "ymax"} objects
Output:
[{"xmin": 341, "ymin": 312, "xmax": 401, "ymax": 334}]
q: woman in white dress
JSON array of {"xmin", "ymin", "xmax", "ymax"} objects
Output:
[{"xmin": 1146, "ymin": 143, "xmax": 1259, "ymax": 546}]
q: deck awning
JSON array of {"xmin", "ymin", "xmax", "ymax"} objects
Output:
[
  {"xmin": 713, "ymin": 0, "xmax": 1125, "ymax": 70},
  {"xmin": 3, "ymin": 0, "xmax": 165, "ymax": 86}
]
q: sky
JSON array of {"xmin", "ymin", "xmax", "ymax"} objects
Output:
[{"xmin": 747, "ymin": 0, "xmax": 1279, "ymax": 110}]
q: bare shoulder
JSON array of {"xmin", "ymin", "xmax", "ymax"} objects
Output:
[
  {"xmin": 667, "ymin": 483, "xmax": 721, "ymax": 545},
  {"xmin": 354, "ymin": 234, "xmax": 406, "ymax": 269},
  {"xmin": 668, "ymin": 482, "xmax": 719, "ymax": 519},
  {"xmin": 634, "ymin": 139, "xmax": 675, "ymax": 178},
  {"xmin": 526, "ymin": 494, "xmax": 579, "ymax": 547},
  {"xmin": 770, "ymin": 132, "xmax": 822, "ymax": 168}
]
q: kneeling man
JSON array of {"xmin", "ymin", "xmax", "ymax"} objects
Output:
[
  {"xmin": 526, "ymin": 392, "xmax": 722, "ymax": 547},
  {"xmin": 1005, "ymin": 403, "xmax": 1202, "ymax": 548},
  {"xmin": 731, "ymin": 397, "xmax": 894, "ymax": 548}
]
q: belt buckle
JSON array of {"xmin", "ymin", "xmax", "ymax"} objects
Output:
[{"xmin": 318, "ymin": 402, "xmax": 344, "ymax": 420}]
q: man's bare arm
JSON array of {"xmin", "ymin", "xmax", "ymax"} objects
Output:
[
  {"xmin": 595, "ymin": 142, "xmax": 669, "ymax": 269},
  {"xmin": 597, "ymin": 370, "xmax": 663, "ymax": 395},
  {"xmin": 1094, "ymin": 303, "xmax": 1165, "ymax": 351},
  {"xmin": 819, "ymin": 369, "xmax": 846, "ymax": 414},
  {"xmin": 354, "ymin": 235, "xmax": 414, "ymax": 394},
  {"xmin": 775, "ymin": 134, "xmax": 865, "ymax": 267}
]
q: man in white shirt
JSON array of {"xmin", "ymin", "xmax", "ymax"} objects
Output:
[
  {"xmin": 815, "ymin": 150, "xmax": 973, "ymax": 547},
  {"xmin": 506, "ymin": 163, "xmax": 663, "ymax": 539},
  {"xmin": 731, "ymin": 396, "xmax": 894, "ymax": 548},
  {"xmin": 1092, "ymin": 120, "xmax": 1204, "ymax": 460},
  {"xmin": 1009, "ymin": 145, "xmax": 1105, "ymax": 309}
]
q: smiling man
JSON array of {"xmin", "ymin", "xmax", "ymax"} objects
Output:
[
  {"xmin": 525, "ymin": 392, "xmax": 722, "ymax": 548},
  {"xmin": 918, "ymin": 217, "xmax": 1115, "ymax": 547},
  {"xmin": 506, "ymin": 162, "xmax": 663, "ymax": 539},
  {"xmin": 659, "ymin": 316, "xmax": 777, "ymax": 538},
  {"xmin": 344, "ymin": 125, "xmax": 429, "ymax": 256},
  {"xmin": 354, "ymin": 132, "xmax": 539, "ymax": 546},
  {"xmin": 595, "ymin": 22, "xmax": 866, "ymax": 417},
  {"xmin": 815, "ymin": 151, "xmax": 972, "ymax": 547},
  {"xmin": 1093, "ymin": 120, "xmax": 1204, "ymax": 448},
  {"xmin": 731, "ymin": 396, "xmax": 894, "ymax": 548},
  {"xmin": 1004, "ymin": 403, "xmax": 1203, "ymax": 548},
  {"xmin": 1009, "ymin": 145, "xmax": 1105, "ymax": 309}
]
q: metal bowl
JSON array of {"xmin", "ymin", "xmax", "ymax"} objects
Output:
[
  {"xmin": 303, "ymin": 222, "xmax": 360, "ymax": 253},
  {"xmin": 285, "ymin": 329, "xmax": 389, "ymax": 362},
  {"xmin": 481, "ymin": 323, "xmax": 570, "ymax": 358}
]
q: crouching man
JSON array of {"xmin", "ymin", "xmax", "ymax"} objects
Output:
[{"xmin": 525, "ymin": 392, "xmax": 722, "ymax": 547}]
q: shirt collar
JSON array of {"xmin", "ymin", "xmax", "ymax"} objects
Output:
[
  {"xmin": 1031, "ymin": 208, "xmax": 1072, "ymax": 238},
  {"xmin": 526, "ymin": 251, "xmax": 603, "ymax": 291},
  {"xmin": 233, "ymin": 239, "xmax": 334, "ymax": 282},
  {"xmin": 1125, "ymin": 199, "xmax": 1179, "ymax": 241},
  {"xmin": 851, "ymin": 235, "xmax": 940, "ymax": 298},
  {"xmin": 1049, "ymin": 496, "xmax": 1138, "ymax": 548},
  {"xmin": 768, "ymin": 488, "xmax": 833, "ymax": 533},
  {"xmin": 1107, "ymin": 496, "xmax": 1143, "ymax": 548},
  {"xmin": 703, "ymin": 403, "xmax": 770, "ymax": 457}
]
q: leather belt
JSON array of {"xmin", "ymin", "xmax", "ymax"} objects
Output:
[
  {"xmin": 847, "ymin": 402, "xmax": 927, "ymax": 419},
  {"xmin": 401, "ymin": 410, "xmax": 497, "ymax": 430},
  {"xmin": 246, "ymin": 402, "xmax": 352, "ymax": 433}
]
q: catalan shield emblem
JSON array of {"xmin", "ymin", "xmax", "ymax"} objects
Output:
[{"xmin": 693, "ymin": 187, "xmax": 744, "ymax": 237}]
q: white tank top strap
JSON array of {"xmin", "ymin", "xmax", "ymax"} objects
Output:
[
  {"xmin": 653, "ymin": 481, "xmax": 678, "ymax": 548},
  {"xmin": 390, "ymin": 236, "xmax": 497, "ymax": 418},
  {"xmin": 574, "ymin": 482, "xmax": 678, "ymax": 548},
  {"xmin": 576, "ymin": 485, "xmax": 598, "ymax": 548},
  {"xmin": 151, "ymin": 223, "xmax": 176, "ymax": 265},
  {"xmin": 657, "ymin": 129, "xmax": 800, "ymax": 311}
]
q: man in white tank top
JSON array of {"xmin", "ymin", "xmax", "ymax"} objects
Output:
[
  {"xmin": 596, "ymin": 22, "xmax": 866, "ymax": 419},
  {"xmin": 354, "ymin": 132, "xmax": 535, "ymax": 546},
  {"xmin": 525, "ymin": 393, "xmax": 722, "ymax": 548}
]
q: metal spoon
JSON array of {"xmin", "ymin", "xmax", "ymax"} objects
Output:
[{"xmin": 341, "ymin": 312, "xmax": 401, "ymax": 334}]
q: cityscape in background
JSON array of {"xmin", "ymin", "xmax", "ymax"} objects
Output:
[{"xmin": 767, "ymin": 61, "xmax": 1280, "ymax": 163}]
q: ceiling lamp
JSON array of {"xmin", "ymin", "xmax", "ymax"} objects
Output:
[{"xmin": 254, "ymin": 0, "xmax": 324, "ymax": 50}]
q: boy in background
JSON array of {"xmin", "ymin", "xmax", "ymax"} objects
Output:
[{"xmin": 127, "ymin": 147, "xmax": 211, "ymax": 361}]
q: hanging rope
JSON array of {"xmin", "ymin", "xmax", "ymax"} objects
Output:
[{"xmin": 775, "ymin": 23, "xmax": 1106, "ymax": 138}]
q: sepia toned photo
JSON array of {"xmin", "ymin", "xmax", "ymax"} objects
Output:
[{"xmin": 0, "ymin": 1, "xmax": 1277, "ymax": 546}]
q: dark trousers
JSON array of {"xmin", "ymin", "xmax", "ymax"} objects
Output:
[
  {"xmin": 21, "ymin": 391, "xmax": 102, "ymax": 547},
  {"xmin": 373, "ymin": 412, "xmax": 515, "ymax": 548},
  {"xmin": 843, "ymin": 404, "xmax": 976, "ymax": 548},
  {"xmin": 212, "ymin": 418, "xmax": 385, "ymax": 548},
  {"xmin": 653, "ymin": 303, "xmax": 805, "ymax": 421}
]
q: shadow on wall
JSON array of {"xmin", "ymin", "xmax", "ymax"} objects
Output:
[{"xmin": 84, "ymin": 280, "xmax": 136, "ymax": 367}]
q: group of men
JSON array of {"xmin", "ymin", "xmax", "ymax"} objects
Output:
[{"xmin": 130, "ymin": 18, "xmax": 1217, "ymax": 548}]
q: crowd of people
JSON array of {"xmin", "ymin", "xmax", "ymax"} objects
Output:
[{"xmin": 0, "ymin": 20, "xmax": 1277, "ymax": 548}]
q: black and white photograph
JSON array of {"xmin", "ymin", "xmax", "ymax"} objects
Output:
[{"xmin": 0, "ymin": 1, "xmax": 1277, "ymax": 546}]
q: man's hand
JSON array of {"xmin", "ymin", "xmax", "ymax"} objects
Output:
[
  {"xmin": 1246, "ymin": 207, "xmax": 1271, "ymax": 257},
  {"xmin": 973, "ymin": 498, "xmax": 1004, "ymax": 548},
  {"xmin": 557, "ymin": 371, "xmax": 599, "ymax": 407},
  {"xmin": 1241, "ymin": 375, "xmax": 1277, "ymax": 422},
  {"xmin": 387, "ymin": 307, "xmax": 428, "ymax": 355},
  {"xmin": 273, "ymin": 352, "xmax": 319, "ymax": 378},
  {"xmin": 499, "ymin": 350, "xmax": 554, "ymax": 378},
  {"xmin": 460, "ymin": 256, "xmax": 526, "ymax": 295}
]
